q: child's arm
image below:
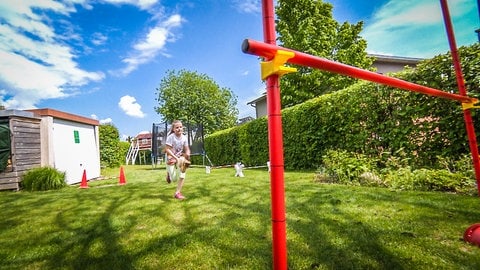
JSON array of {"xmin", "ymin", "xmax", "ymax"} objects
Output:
[
  {"xmin": 183, "ymin": 144, "xmax": 191, "ymax": 160},
  {"xmin": 165, "ymin": 145, "xmax": 179, "ymax": 163}
]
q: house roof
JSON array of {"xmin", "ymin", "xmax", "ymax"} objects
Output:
[
  {"xmin": 369, "ymin": 54, "xmax": 423, "ymax": 65},
  {"xmin": 136, "ymin": 132, "xmax": 152, "ymax": 139},
  {"xmin": 26, "ymin": 108, "xmax": 99, "ymax": 126},
  {"xmin": 247, "ymin": 92, "xmax": 267, "ymax": 106}
]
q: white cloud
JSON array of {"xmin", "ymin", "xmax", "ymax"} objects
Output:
[
  {"xmin": 118, "ymin": 95, "xmax": 146, "ymax": 118},
  {"xmin": 100, "ymin": 118, "xmax": 113, "ymax": 124},
  {"xmin": 0, "ymin": 0, "xmax": 104, "ymax": 109},
  {"xmin": 91, "ymin": 114, "xmax": 113, "ymax": 124},
  {"xmin": 362, "ymin": 0, "xmax": 477, "ymax": 58},
  {"xmin": 233, "ymin": 0, "xmax": 261, "ymax": 14},
  {"xmin": 118, "ymin": 14, "xmax": 183, "ymax": 75},
  {"xmin": 91, "ymin": 32, "xmax": 108, "ymax": 46},
  {"xmin": 0, "ymin": 0, "xmax": 177, "ymax": 110},
  {"xmin": 102, "ymin": 0, "xmax": 159, "ymax": 10}
]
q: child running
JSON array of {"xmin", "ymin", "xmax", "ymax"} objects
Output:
[{"xmin": 165, "ymin": 120, "xmax": 191, "ymax": 200}]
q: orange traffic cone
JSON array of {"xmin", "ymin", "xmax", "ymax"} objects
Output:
[
  {"xmin": 79, "ymin": 169, "xmax": 89, "ymax": 189},
  {"xmin": 119, "ymin": 166, "xmax": 126, "ymax": 185}
]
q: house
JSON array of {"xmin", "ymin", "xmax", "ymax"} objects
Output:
[
  {"xmin": 0, "ymin": 108, "xmax": 100, "ymax": 190},
  {"xmin": 247, "ymin": 54, "xmax": 423, "ymax": 118},
  {"xmin": 237, "ymin": 116, "xmax": 255, "ymax": 125},
  {"xmin": 370, "ymin": 54, "xmax": 422, "ymax": 74}
]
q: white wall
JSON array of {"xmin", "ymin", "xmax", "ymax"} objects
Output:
[
  {"xmin": 256, "ymin": 98, "xmax": 267, "ymax": 119},
  {"xmin": 52, "ymin": 119, "xmax": 100, "ymax": 184}
]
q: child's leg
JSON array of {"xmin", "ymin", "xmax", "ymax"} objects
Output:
[
  {"xmin": 175, "ymin": 172, "xmax": 186, "ymax": 196},
  {"xmin": 166, "ymin": 164, "xmax": 177, "ymax": 182}
]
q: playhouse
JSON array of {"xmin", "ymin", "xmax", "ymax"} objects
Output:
[
  {"xmin": 126, "ymin": 131, "xmax": 154, "ymax": 165},
  {"xmin": 126, "ymin": 123, "xmax": 168, "ymax": 166}
]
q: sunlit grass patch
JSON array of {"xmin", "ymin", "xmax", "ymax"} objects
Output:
[{"xmin": 0, "ymin": 165, "xmax": 479, "ymax": 269}]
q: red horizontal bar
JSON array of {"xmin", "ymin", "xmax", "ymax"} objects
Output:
[{"xmin": 242, "ymin": 39, "xmax": 475, "ymax": 104}]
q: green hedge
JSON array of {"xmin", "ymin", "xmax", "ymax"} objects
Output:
[{"xmin": 205, "ymin": 43, "xmax": 480, "ymax": 169}]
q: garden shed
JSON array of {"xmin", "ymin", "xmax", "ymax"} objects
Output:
[
  {"xmin": 27, "ymin": 108, "xmax": 101, "ymax": 185},
  {"xmin": 0, "ymin": 108, "xmax": 101, "ymax": 190},
  {"xmin": 0, "ymin": 110, "xmax": 42, "ymax": 190}
]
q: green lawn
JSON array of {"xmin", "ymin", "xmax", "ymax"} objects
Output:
[{"xmin": 1, "ymin": 165, "xmax": 480, "ymax": 269}]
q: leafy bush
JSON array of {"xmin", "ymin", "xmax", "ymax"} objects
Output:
[
  {"xmin": 383, "ymin": 167, "xmax": 416, "ymax": 191},
  {"xmin": 384, "ymin": 167, "xmax": 475, "ymax": 194},
  {"xmin": 21, "ymin": 167, "xmax": 66, "ymax": 191},
  {"xmin": 99, "ymin": 124, "xmax": 122, "ymax": 168},
  {"xmin": 317, "ymin": 150, "xmax": 476, "ymax": 194},
  {"xmin": 318, "ymin": 149, "xmax": 381, "ymax": 186},
  {"xmin": 412, "ymin": 168, "xmax": 471, "ymax": 192}
]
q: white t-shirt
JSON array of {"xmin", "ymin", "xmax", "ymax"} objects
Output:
[{"xmin": 166, "ymin": 133, "xmax": 188, "ymax": 157}]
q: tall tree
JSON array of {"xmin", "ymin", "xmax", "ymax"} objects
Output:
[
  {"xmin": 155, "ymin": 69, "xmax": 238, "ymax": 135},
  {"xmin": 275, "ymin": 0, "xmax": 374, "ymax": 108}
]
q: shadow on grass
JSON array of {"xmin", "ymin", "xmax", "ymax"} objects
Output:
[
  {"xmin": 24, "ymin": 177, "xmax": 273, "ymax": 269},
  {"xmin": 48, "ymin": 191, "xmax": 137, "ymax": 269},
  {"xmin": 2, "ymin": 168, "xmax": 480, "ymax": 269},
  {"xmin": 287, "ymin": 184, "xmax": 480, "ymax": 269},
  {"xmin": 287, "ymin": 188, "xmax": 405, "ymax": 269}
]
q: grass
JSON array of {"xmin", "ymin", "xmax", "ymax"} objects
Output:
[{"xmin": 1, "ymin": 165, "xmax": 480, "ymax": 269}]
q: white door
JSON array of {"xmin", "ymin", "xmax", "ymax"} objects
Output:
[{"xmin": 52, "ymin": 119, "xmax": 100, "ymax": 184}]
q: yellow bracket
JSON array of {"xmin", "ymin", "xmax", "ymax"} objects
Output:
[
  {"xmin": 260, "ymin": 50, "xmax": 297, "ymax": 80},
  {"xmin": 462, "ymin": 98, "xmax": 480, "ymax": 110}
]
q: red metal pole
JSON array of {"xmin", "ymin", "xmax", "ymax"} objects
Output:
[
  {"xmin": 440, "ymin": 0, "xmax": 480, "ymax": 195},
  {"xmin": 242, "ymin": 39, "xmax": 476, "ymax": 104},
  {"xmin": 262, "ymin": 0, "xmax": 288, "ymax": 269}
]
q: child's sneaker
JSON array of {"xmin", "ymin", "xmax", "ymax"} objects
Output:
[
  {"xmin": 174, "ymin": 192, "xmax": 185, "ymax": 200},
  {"xmin": 166, "ymin": 174, "xmax": 171, "ymax": 184}
]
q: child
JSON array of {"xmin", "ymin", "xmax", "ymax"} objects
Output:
[{"xmin": 165, "ymin": 120, "xmax": 191, "ymax": 200}]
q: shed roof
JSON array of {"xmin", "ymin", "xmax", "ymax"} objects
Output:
[
  {"xmin": 26, "ymin": 108, "xmax": 99, "ymax": 126},
  {"xmin": 0, "ymin": 109, "xmax": 39, "ymax": 119}
]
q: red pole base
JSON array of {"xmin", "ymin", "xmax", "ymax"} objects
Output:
[{"xmin": 464, "ymin": 223, "xmax": 480, "ymax": 246}]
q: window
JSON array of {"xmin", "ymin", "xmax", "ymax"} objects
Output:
[{"xmin": 74, "ymin": 130, "xmax": 80, "ymax": 143}]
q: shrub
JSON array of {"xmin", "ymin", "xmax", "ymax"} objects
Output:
[
  {"xmin": 413, "ymin": 168, "xmax": 475, "ymax": 193},
  {"xmin": 318, "ymin": 150, "xmax": 477, "ymax": 194},
  {"xmin": 383, "ymin": 167, "xmax": 415, "ymax": 191},
  {"xmin": 99, "ymin": 124, "xmax": 122, "ymax": 168},
  {"xmin": 319, "ymin": 149, "xmax": 381, "ymax": 186},
  {"xmin": 21, "ymin": 167, "xmax": 66, "ymax": 191}
]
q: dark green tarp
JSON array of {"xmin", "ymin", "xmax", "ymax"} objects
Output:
[{"xmin": 0, "ymin": 123, "xmax": 11, "ymax": 172}]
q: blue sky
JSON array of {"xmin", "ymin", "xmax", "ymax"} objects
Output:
[{"xmin": 0, "ymin": 0, "xmax": 478, "ymax": 139}]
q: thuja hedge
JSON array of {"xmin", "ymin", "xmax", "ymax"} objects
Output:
[{"xmin": 205, "ymin": 43, "xmax": 480, "ymax": 169}]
